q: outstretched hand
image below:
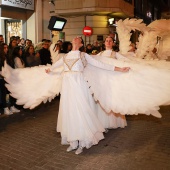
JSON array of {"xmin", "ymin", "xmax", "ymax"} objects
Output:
[
  {"xmin": 120, "ymin": 67, "xmax": 130, "ymax": 72},
  {"xmin": 45, "ymin": 68, "xmax": 51, "ymax": 73},
  {"xmin": 114, "ymin": 66, "xmax": 130, "ymax": 72}
]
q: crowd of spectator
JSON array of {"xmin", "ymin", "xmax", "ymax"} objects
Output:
[{"xmin": 0, "ymin": 35, "xmax": 53, "ymax": 116}]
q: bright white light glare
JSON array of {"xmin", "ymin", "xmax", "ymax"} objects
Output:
[
  {"xmin": 109, "ymin": 18, "xmax": 114, "ymax": 24},
  {"xmin": 147, "ymin": 12, "xmax": 152, "ymax": 18}
]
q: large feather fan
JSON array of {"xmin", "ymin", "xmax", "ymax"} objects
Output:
[
  {"xmin": 135, "ymin": 31, "xmax": 157, "ymax": 59},
  {"xmin": 148, "ymin": 19, "xmax": 170, "ymax": 32},
  {"xmin": 117, "ymin": 18, "xmax": 170, "ymax": 60},
  {"xmin": 50, "ymin": 43, "xmax": 65, "ymax": 63},
  {"xmin": 116, "ymin": 18, "xmax": 148, "ymax": 54},
  {"xmin": 147, "ymin": 19, "xmax": 170, "ymax": 60},
  {"xmin": 116, "ymin": 19, "xmax": 132, "ymax": 54},
  {"xmin": 156, "ymin": 34, "xmax": 170, "ymax": 60}
]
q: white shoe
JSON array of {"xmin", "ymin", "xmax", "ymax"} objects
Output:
[
  {"xmin": 75, "ymin": 147, "xmax": 83, "ymax": 155},
  {"xmin": 4, "ymin": 108, "xmax": 13, "ymax": 115},
  {"xmin": 66, "ymin": 146, "xmax": 77, "ymax": 152},
  {"xmin": 10, "ymin": 106, "xmax": 20, "ymax": 113}
]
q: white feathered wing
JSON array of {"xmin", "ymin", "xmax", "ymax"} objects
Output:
[
  {"xmin": 117, "ymin": 18, "xmax": 148, "ymax": 55},
  {"xmin": 2, "ymin": 62, "xmax": 63, "ymax": 109},
  {"xmin": 83, "ymin": 55, "xmax": 170, "ymax": 118}
]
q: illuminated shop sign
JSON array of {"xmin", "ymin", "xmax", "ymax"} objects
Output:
[{"xmin": 0, "ymin": 0, "xmax": 34, "ymax": 10}]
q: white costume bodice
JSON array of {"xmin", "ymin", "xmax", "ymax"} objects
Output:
[
  {"xmin": 98, "ymin": 50, "xmax": 116, "ymax": 58},
  {"xmin": 97, "ymin": 50, "xmax": 129, "ymax": 61},
  {"xmin": 63, "ymin": 51, "xmax": 84, "ymax": 72},
  {"xmin": 51, "ymin": 50, "xmax": 114, "ymax": 73}
]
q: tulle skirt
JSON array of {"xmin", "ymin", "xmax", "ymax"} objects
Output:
[
  {"xmin": 57, "ymin": 72, "xmax": 105, "ymax": 149},
  {"xmin": 96, "ymin": 103, "xmax": 127, "ymax": 129}
]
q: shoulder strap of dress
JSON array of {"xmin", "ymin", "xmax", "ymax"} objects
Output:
[{"xmin": 80, "ymin": 52, "xmax": 85, "ymax": 59}]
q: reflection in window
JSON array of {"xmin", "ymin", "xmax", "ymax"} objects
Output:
[{"xmin": 6, "ymin": 20, "xmax": 22, "ymax": 44}]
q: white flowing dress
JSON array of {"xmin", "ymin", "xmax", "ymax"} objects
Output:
[
  {"xmin": 94, "ymin": 50, "xmax": 127, "ymax": 129},
  {"xmin": 51, "ymin": 50, "xmax": 117, "ymax": 149}
]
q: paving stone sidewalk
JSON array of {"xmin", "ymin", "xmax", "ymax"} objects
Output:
[{"xmin": 0, "ymin": 98, "xmax": 170, "ymax": 170}]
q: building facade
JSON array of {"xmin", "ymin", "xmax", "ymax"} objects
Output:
[
  {"xmin": 134, "ymin": 0, "xmax": 170, "ymax": 24},
  {"xmin": 0, "ymin": 0, "xmax": 134, "ymax": 44},
  {"xmin": 52, "ymin": 0, "xmax": 134, "ymax": 44},
  {"xmin": 0, "ymin": 0, "xmax": 169, "ymax": 45},
  {"xmin": 0, "ymin": 0, "xmax": 51, "ymax": 45}
]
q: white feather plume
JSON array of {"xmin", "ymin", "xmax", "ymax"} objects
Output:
[
  {"xmin": 116, "ymin": 19, "xmax": 131, "ymax": 54},
  {"xmin": 117, "ymin": 18, "xmax": 170, "ymax": 60},
  {"xmin": 122, "ymin": 18, "xmax": 148, "ymax": 32},
  {"xmin": 136, "ymin": 31, "xmax": 157, "ymax": 59},
  {"xmin": 116, "ymin": 18, "xmax": 148, "ymax": 54}
]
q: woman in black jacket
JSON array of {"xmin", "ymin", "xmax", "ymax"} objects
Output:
[{"xmin": 0, "ymin": 42, "xmax": 13, "ymax": 115}]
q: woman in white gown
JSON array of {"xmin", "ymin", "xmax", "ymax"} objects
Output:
[
  {"xmin": 46, "ymin": 37, "xmax": 130, "ymax": 155},
  {"xmin": 94, "ymin": 36, "xmax": 127, "ymax": 129}
]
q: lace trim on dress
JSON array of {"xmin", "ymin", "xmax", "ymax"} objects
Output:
[
  {"xmin": 63, "ymin": 54, "xmax": 80, "ymax": 70},
  {"xmin": 63, "ymin": 52, "xmax": 87, "ymax": 70},
  {"xmin": 80, "ymin": 52, "xmax": 87, "ymax": 67}
]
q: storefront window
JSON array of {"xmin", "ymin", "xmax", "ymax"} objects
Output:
[{"xmin": 5, "ymin": 20, "xmax": 22, "ymax": 44}]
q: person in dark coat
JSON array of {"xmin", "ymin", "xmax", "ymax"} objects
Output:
[{"xmin": 39, "ymin": 40, "xmax": 52, "ymax": 65}]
